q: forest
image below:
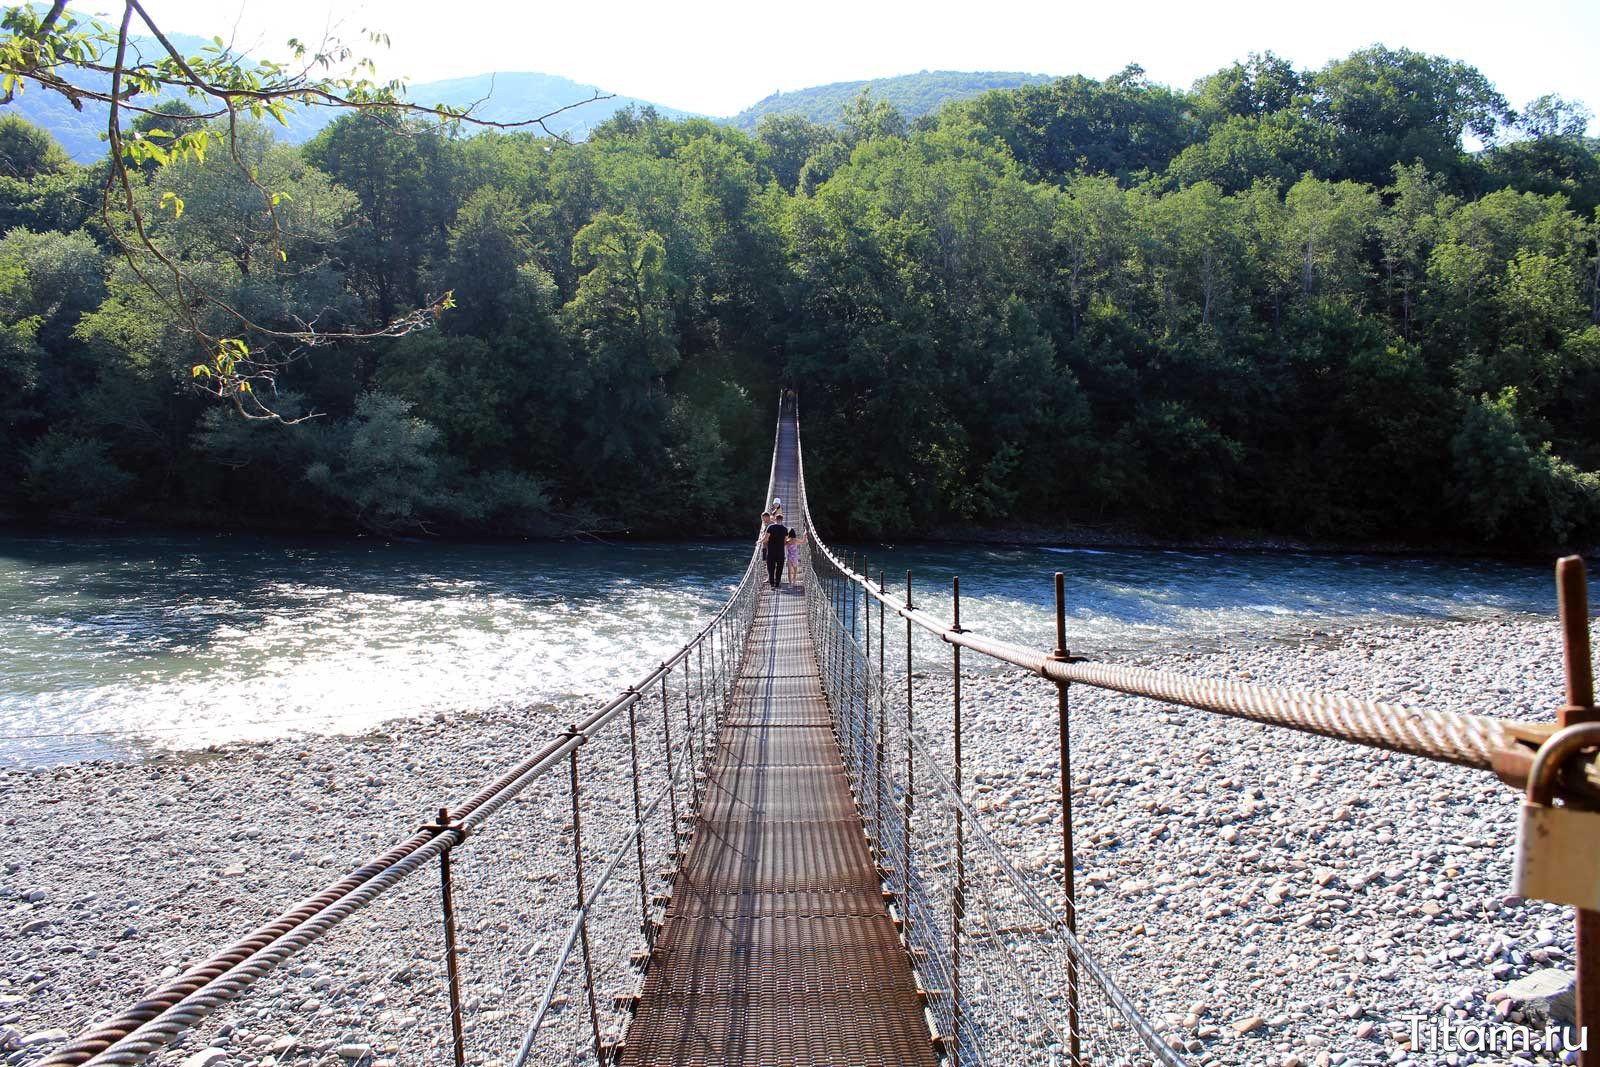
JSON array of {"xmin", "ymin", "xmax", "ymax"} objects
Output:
[{"xmin": 1, "ymin": 46, "xmax": 1598, "ymax": 550}]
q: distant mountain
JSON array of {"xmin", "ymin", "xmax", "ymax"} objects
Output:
[
  {"xmin": 9, "ymin": 41, "xmax": 1049, "ymax": 164},
  {"xmin": 398, "ymin": 72, "xmax": 696, "ymax": 138},
  {"xmin": 726, "ymin": 70, "xmax": 1056, "ymax": 130},
  {"xmin": 1, "ymin": 29, "xmax": 243, "ymax": 163},
  {"xmin": 6, "ymin": 46, "xmax": 694, "ymax": 163}
]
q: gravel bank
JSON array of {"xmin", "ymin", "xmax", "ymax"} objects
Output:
[
  {"xmin": 929, "ymin": 613, "xmax": 1579, "ymax": 1067},
  {"xmin": 0, "ymin": 613, "xmax": 1586, "ymax": 1066}
]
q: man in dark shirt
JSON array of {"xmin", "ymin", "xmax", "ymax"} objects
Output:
[{"xmin": 764, "ymin": 517, "xmax": 788, "ymax": 588}]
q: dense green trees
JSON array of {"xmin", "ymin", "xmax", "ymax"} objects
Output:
[{"xmin": 1, "ymin": 44, "xmax": 1598, "ymax": 549}]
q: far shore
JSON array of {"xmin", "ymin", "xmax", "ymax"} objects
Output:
[{"xmin": 1, "ymin": 512, "xmax": 1587, "ymax": 563}]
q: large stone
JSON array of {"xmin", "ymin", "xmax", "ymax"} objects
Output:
[
  {"xmin": 180, "ymin": 1050, "xmax": 228, "ymax": 1067},
  {"xmin": 21, "ymin": 1030, "xmax": 70, "ymax": 1047},
  {"xmin": 1497, "ymin": 968, "xmax": 1576, "ymax": 1026}
]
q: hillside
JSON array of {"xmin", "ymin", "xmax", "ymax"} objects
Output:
[
  {"xmin": 7, "ymin": 32, "xmax": 1046, "ymax": 162},
  {"xmin": 394, "ymin": 72, "xmax": 695, "ymax": 139},
  {"xmin": 726, "ymin": 70, "xmax": 1056, "ymax": 130},
  {"xmin": 6, "ymin": 54, "xmax": 693, "ymax": 162}
]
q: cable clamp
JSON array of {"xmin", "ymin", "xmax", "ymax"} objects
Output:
[{"xmin": 419, "ymin": 813, "xmax": 469, "ymax": 842}]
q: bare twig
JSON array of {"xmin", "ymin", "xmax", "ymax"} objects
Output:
[{"xmin": 1, "ymin": 1, "xmax": 613, "ymax": 419}]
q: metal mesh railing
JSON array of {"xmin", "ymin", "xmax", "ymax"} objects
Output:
[
  {"xmin": 46, "ymin": 412, "xmax": 786, "ymax": 1067},
  {"xmin": 789, "ymin": 401, "xmax": 1600, "ymax": 1067},
  {"xmin": 798, "ymin": 460, "xmax": 1184, "ymax": 1067},
  {"xmin": 36, "ymin": 396, "xmax": 1598, "ymax": 1067}
]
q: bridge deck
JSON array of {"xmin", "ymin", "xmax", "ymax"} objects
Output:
[{"xmin": 624, "ymin": 418, "xmax": 938, "ymax": 1066}]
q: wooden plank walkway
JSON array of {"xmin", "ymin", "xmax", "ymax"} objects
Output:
[{"xmin": 623, "ymin": 416, "xmax": 939, "ymax": 1066}]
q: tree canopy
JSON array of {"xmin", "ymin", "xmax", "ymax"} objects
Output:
[{"xmin": 0, "ymin": 36, "xmax": 1597, "ymax": 550}]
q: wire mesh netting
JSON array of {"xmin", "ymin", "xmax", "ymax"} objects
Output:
[
  {"xmin": 801, "ymin": 477, "xmax": 1183, "ymax": 1067},
  {"xmin": 53, "ymin": 402, "xmax": 1192, "ymax": 1067},
  {"xmin": 57, "ymin": 549, "xmax": 760, "ymax": 1067},
  {"xmin": 131, "ymin": 853, "xmax": 449, "ymax": 1067}
]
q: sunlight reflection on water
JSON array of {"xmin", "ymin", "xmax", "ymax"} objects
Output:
[{"xmin": 0, "ymin": 533, "xmax": 1556, "ymax": 765}]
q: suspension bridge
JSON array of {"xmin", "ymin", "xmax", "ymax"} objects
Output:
[{"xmin": 32, "ymin": 399, "xmax": 1600, "ymax": 1067}]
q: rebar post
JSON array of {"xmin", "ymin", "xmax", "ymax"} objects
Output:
[
  {"xmin": 850, "ymin": 554, "xmax": 861, "ymax": 787},
  {"xmin": 680, "ymin": 664, "xmax": 697, "ymax": 806},
  {"xmin": 1557, "ymin": 557, "xmax": 1597, "ymax": 1067},
  {"xmin": 1052, "ymin": 572, "xmax": 1082, "ymax": 1067},
  {"xmin": 904, "ymin": 570, "xmax": 915, "ymax": 940},
  {"xmin": 952, "ymin": 575, "xmax": 964, "ymax": 1065},
  {"xmin": 713, "ymin": 620, "xmax": 725, "ymax": 721},
  {"xmin": 685, "ymin": 652, "xmax": 699, "ymax": 808},
  {"xmin": 878, "ymin": 569, "xmax": 888, "ymax": 854},
  {"xmin": 864, "ymin": 554, "xmax": 873, "ymax": 836},
  {"xmin": 626, "ymin": 701, "xmax": 649, "ymax": 937},
  {"xmin": 658, "ymin": 680, "xmax": 680, "ymax": 847},
  {"xmin": 697, "ymin": 641, "xmax": 708, "ymax": 765},
  {"xmin": 568, "ymin": 742, "xmax": 603, "ymax": 1062},
  {"xmin": 437, "ymin": 807, "xmax": 467, "ymax": 1067}
]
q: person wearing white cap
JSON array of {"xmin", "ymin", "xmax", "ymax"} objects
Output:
[{"xmin": 771, "ymin": 497, "xmax": 784, "ymax": 522}]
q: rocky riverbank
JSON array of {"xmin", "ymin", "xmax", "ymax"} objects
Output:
[
  {"xmin": 0, "ymin": 613, "xmax": 1586, "ymax": 1066},
  {"xmin": 931, "ymin": 612, "xmax": 1579, "ymax": 1067}
]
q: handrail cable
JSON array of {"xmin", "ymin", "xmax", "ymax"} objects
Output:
[
  {"xmin": 48, "ymin": 405, "xmax": 791, "ymax": 1066},
  {"xmin": 791, "ymin": 406, "xmax": 1554, "ymax": 778}
]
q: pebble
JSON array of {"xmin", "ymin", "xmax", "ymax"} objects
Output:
[{"xmin": 0, "ymin": 614, "xmax": 1575, "ymax": 1067}]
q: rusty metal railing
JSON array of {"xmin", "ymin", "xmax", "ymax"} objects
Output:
[
  {"xmin": 36, "ymin": 395, "xmax": 1600, "ymax": 1067},
  {"xmin": 790, "ymin": 401, "xmax": 1600, "ymax": 1066},
  {"xmin": 43, "ymin": 409, "xmax": 794, "ymax": 1067}
]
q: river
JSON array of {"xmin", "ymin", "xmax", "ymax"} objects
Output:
[{"xmin": 0, "ymin": 532, "xmax": 1556, "ymax": 765}]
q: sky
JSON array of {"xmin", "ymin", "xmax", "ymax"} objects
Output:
[{"xmin": 68, "ymin": 0, "xmax": 1600, "ymax": 126}]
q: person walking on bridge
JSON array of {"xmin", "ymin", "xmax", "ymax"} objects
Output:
[
  {"xmin": 764, "ymin": 513, "xmax": 788, "ymax": 589},
  {"xmin": 785, "ymin": 526, "xmax": 803, "ymax": 585}
]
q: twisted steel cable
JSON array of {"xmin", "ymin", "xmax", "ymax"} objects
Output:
[
  {"xmin": 54, "ymin": 398, "xmax": 1548, "ymax": 1066},
  {"xmin": 792, "ymin": 409, "xmax": 1526, "ymax": 773},
  {"xmin": 60, "ymin": 408, "xmax": 788, "ymax": 1066}
]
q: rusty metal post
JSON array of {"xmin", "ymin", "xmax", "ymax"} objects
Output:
[
  {"xmin": 436, "ymin": 807, "xmax": 467, "ymax": 1067},
  {"xmin": 846, "ymin": 554, "xmax": 857, "ymax": 780},
  {"xmin": 1558, "ymin": 557, "xmax": 1598, "ymax": 1067},
  {"xmin": 864, "ymin": 554, "xmax": 872, "ymax": 830},
  {"xmin": 715, "ymin": 618, "xmax": 727, "ymax": 718},
  {"xmin": 678, "ymin": 665, "xmax": 696, "ymax": 808},
  {"xmin": 567, "ymin": 741, "xmax": 603, "ymax": 1061},
  {"xmin": 844, "ymin": 554, "xmax": 855, "ymax": 750},
  {"xmin": 697, "ymin": 640, "xmax": 708, "ymax": 757},
  {"xmin": 719, "ymin": 615, "xmax": 729, "ymax": 720},
  {"xmin": 1052, "ymin": 572, "xmax": 1082, "ymax": 1067},
  {"xmin": 844, "ymin": 559, "xmax": 857, "ymax": 710},
  {"xmin": 825, "ymin": 559, "xmax": 836, "ymax": 698},
  {"xmin": 625, "ymin": 702, "xmax": 649, "ymax": 937},
  {"xmin": 685, "ymin": 654, "xmax": 699, "ymax": 809},
  {"xmin": 851, "ymin": 555, "xmax": 862, "ymax": 786},
  {"xmin": 844, "ymin": 556, "xmax": 857, "ymax": 703},
  {"xmin": 724, "ymin": 611, "xmax": 734, "ymax": 705},
  {"xmin": 904, "ymin": 570, "xmax": 915, "ymax": 938},
  {"xmin": 657, "ymin": 681, "xmax": 680, "ymax": 849},
  {"xmin": 878, "ymin": 570, "xmax": 888, "ymax": 851},
  {"xmin": 952, "ymin": 576, "xmax": 964, "ymax": 1065},
  {"xmin": 707, "ymin": 624, "xmax": 720, "ymax": 731}
]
